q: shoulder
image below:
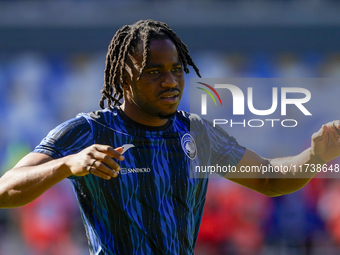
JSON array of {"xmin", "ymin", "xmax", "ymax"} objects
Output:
[
  {"xmin": 48, "ymin": 115, "xmax": 91, "ymax": 140},
  {"xmin": 175, "ymin": 110, "xmax": 205, "ymax": 126},
  {"xmin": 78, "ymin": 108, "xmax": 113, "ymax": 124},
  {"xmin": 34, "ymin": 115, "xmax": 93, "ymax": 158},
  {"xmin": 175, "ymin": 111, "xmax": 236, "ymax": 141},
  {"xmin": 77, "ymin": 108, "xmax": 119, "ymax": 130},
  {"xmin": 176, "ymin": 111, "xmax": 218, "ymax": 135}
]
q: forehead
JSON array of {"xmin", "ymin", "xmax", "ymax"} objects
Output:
[{"xmin": 134, "ymin": 38, "xmax": 180, "ymax": 66}]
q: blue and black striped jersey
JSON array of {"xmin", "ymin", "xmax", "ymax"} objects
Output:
[{"xmin": 33, "ymin": 107, "xmax": 246, "ymax": 255}]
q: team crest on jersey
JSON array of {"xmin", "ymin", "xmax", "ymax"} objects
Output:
[{"xmin": 181, "ymin": 133, "xmax": 197, "ymax": 160}]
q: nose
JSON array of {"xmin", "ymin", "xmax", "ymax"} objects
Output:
[{"xmin": 161, "ymin": 72, "xmax": 178, "ymax": 88}]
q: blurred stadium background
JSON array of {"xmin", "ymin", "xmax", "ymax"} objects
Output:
[{"xmin": 1, "ymin": 0, "xmax": 340, "ymax": 254}]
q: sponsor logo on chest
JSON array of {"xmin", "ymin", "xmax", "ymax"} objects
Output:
[{"xmin": 120, "ymin": 167, "xmax": 151, "ymax": 174}]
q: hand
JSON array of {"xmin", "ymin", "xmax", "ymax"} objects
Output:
[
  {"xmin": 65, "ymin": 144, "xmax": 124, "ymax": 180},
  {"xmin": 312, "ymin": 120, "xmax": 340, "ymax": 162}
]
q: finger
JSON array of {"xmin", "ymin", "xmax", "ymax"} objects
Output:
[
  {"xmin": 89, "ymin": 161, "xmax": 115, "ymax": 180},
  {"xmin": 94, "ymin": 145, "xmax": 125, "ymax": 161},
  {"xmin": 324, "ymin": 121, "xmax": 340, "ymax": 142},
  {"xmin": 91, "ymin": 151, "xmax": 121, "ymax": 175},
  {"xmin": 115, "ymin": 147, "xmax": 124, "ymax": 154},
  {"xmin": 95, "ymin": 160, "xmax": 119, "ymax": 179},
  {"xmin": 312, "ymin": 125, "xmax": 326, "ymax": 143},
  {"xmin": 333, "ymin": 119, "xmax": 340, "ymax": 128},
  {"xmin": 334, "ymin": 122, "xmax": 340, "ymax": 144},
  {"xmin": 89, "ymin": 159, "xmax": 97, "ymax": 173},
  {"xmin": 90, "ymin": 159, "xmax": 121, "ymax": 179},
  {"xmin": 320, "ymin": 121, "xmax": 340, "ymax": 143},
  {"xmin": 333, "ymin": 120, "xmax": 340, "ymax": 136}
]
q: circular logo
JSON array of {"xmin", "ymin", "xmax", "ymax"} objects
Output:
[{"xmin": 181, "ymin": 133, "xmax": 197, "ymax": 160}]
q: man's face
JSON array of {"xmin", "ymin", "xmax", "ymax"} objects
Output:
[{"xmin": 122, "ymin": 38, "xmax": 185, "ymax": 126}]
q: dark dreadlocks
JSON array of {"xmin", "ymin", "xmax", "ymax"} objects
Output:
[{"xmin": 99, "ymin": 19, "xmax": 201, "ymax": 110}]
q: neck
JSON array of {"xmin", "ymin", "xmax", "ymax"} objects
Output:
[{"xmin": 120, "ymin": 102, "xmax": 170, "ymax": 127}]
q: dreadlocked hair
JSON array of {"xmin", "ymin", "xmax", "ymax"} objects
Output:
[{"xmin": 99, "ymin": 19, "xmax": 201, "ymax": 110}]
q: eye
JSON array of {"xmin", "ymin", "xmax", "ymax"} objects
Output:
[
  {"xmin": 172, "ymin": 67, "xmax": 183, "ymax": 75},
  {"xmin": 149, "ymin": 70, "xmax": 159, "ymax": 75},
  {"xmin": 172, "ymin": 67, "xmax": 183, "ymax": 73}
]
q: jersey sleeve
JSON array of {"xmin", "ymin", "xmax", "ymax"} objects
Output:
[
  {"xmin": 33, "ymin": 116, "xmax": 93, "ymax": 159},
  {"xmin": 204, "ymin": 119, "xmax": 246, "ymax": 167}
]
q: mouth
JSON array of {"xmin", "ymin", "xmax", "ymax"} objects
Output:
[{"xmin": 160, "ymin": 91, "xmax": 180, "ymax": 103}]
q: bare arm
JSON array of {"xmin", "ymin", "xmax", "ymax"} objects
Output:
[
  {"xmin": 226, "ymin": 120, "xmax": 340, "ymax": 197},
  {"xmin": 0, "ymin": 144, "xmax": 124, "ymax": 208}
]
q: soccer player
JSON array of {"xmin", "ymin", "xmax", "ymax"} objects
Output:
[{"xmin": 0, "ymin": 20, "xmax": 340, "ymax": 254}]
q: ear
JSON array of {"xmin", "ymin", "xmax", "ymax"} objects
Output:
[{"xmin": 123, "ymin": 71, "xmax": 131, "ymax": 89}]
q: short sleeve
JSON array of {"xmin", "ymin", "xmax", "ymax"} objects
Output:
[
  {"xmin": 33, "ymin": 116, "xmax": 93, "ymax": 159},
  {"xmin": 204, "ymin": 119, "xmax": 246, "ymax": 167}
]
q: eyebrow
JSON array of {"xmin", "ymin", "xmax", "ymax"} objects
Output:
[{"xmin": 144, "ymin": 62, "xmax": 182, "ymax": 69}]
